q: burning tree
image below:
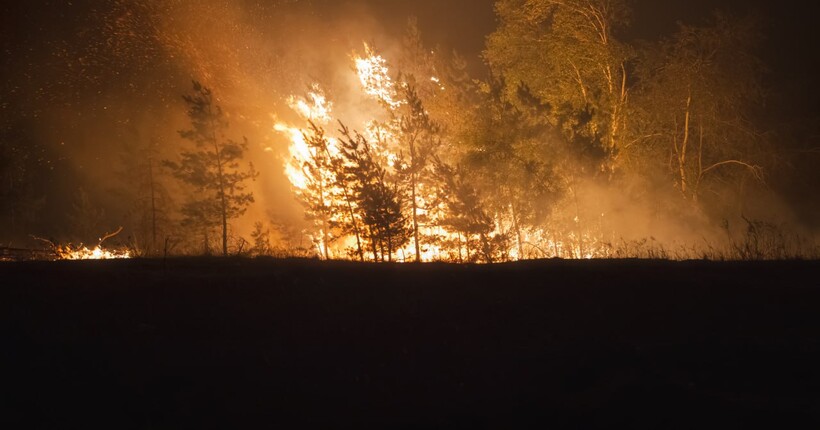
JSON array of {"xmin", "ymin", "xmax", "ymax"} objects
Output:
[
  {"xmin": 165, "ymin": 81, "xmax": 257, "ymax": 256},
  {"xmin": 276, "ymin": 86, "xmax": 366, "ymax": 260},
  {"xmin": 338, "ymin": 123, "xmax": 410, "ymax": 262},
  {"xmin": 293, "ymin": 121, "xmax": 343, "ymax": 260},
  {"xmin": 394, "ymin": 83, "xmax": 441, "ymax": 262},
  {"xmin": 432, "ymin": 158, "xmax": 501, "ymax": 263}
]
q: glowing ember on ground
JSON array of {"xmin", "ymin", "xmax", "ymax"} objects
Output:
[{"xmin": 56, "ymin": 245, "xmax": 132, "ymax": 260}]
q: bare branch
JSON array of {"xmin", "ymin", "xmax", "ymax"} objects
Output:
[
  {"xmin": 30, "ymin": 235, "xmax": 56, "ymax": 249},
  {"xmin": 701, "ymin": 160, "xmax": 764, "ymax": 182},
  {"xmin": 99, "ymin": 226, "xmax": 124, "ymax": 245}
]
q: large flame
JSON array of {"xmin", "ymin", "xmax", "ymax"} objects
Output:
[
  {"xmin": 273, "ymin": 44, "xmax": 614, "ymax": 262},
  {"xmin": 275, "ymin": 85, "xmax": 337, "ymax": 193},
  {"xmin": 354, "ymin": 44, "xmax": 402, "ymax": 109},
  {"xmin": 287, "ymin": 84, "xmax": 332, "ymax": 123}
]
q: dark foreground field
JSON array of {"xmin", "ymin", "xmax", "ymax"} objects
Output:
[{"xmin": 2, "ymin": 258, "xmax": 819, "ymax": 428}]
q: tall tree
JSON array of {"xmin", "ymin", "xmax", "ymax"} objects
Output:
[
  {"xmin": 460, "ymin": 76, "xmax": 564, "ymax": 258},
  {"xmin": 165, "ymin": 81, "xmax": 257, "ymax": 256},
  {"xmin": 394, "ymin": 84, "xmax": 441, "ymax": 262},
  {"xmin": 118, "ymin": 136, "xmax": 172, "ymax": 256},
  {"xmin": 338, "ymin": 123, "xmax": 409, "ymax": 262},
  {"xmin": 432, "ymin": 157, "xmax": 500, "ymax": 263},
  {"xmin": 632, "ymin": 13, "xmax": 767, "ymax": 207},
  {"xmin": 293, "ymin": 120, "xmax": 364, "ymax": 260},
  {"xmin": 485, "ymin": 0, "xmax": 633, "ymax": 174}
]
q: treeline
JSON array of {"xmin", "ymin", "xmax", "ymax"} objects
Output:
[
  {"xmin": 138, "ymin": 1, "xmax": 802, "ymax": 260},
  {"xmin": 4, "ymin": 0, "xmax": 812, "ymax": 260},
  {"xmin": 275, "ymin": 1, "xmax": 795, "ymax": 262}
]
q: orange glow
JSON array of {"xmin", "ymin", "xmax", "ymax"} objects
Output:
[
  {"xmin": 354, "ymin": 43, "xmax": 402, "ymax": 109},
  {"xmin": 56, "ymin": 244, "xmax": 131, "ymax": 260},
  {"xmin": 273, "ymin": 44, "xmax": 616, "ymax": 263}
]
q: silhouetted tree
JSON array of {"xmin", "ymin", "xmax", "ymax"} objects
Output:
[
  {"xmin": 250, "ymin": 221, "xmax": 272, "ymax": 256},
  {"xmin": 118, "ymin": 136, "xmax": 172, "ymax": 256},
  {"xmin": 294, "ymin": 121, "xmax": 336, "ymax": 259},
  {"xmin": 165, "ymin": 81, "xmax": 257, "ymax": 256},
  {"xmin": 432, "ymin": 157, "xmax": 499, "ymax": 262},
  {"xmin": 632, "ymin": 12, "xmax": 767, "ymax": 206},
  {"xmin": 338, "ymin": 123, "xmax": 409, "ymax": 262},
  {"xmin": 394, "ymin": 83, "xmax": 441, "ymax": 261},
  {"xmin": 293, "ymin": 120, "xmax": 366, "ymax": 260}
]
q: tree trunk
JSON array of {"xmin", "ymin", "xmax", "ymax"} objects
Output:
[
  {"xmin": 677, "ymin": 92, "xmax": 692, "ymax": 198},
  {"xmin": 149, "ymin": 157, "xmax": 157, "ymax": 255},
  {"xmin": 510, "ymin": 202, "xmax": 523, "ymax": 259},
  {"xmin": 207, "ymin": 107, "xmax": 229, "ymax": 257},
  {"xmin": 411, "ymin": 173, "xmax": 421, "ymax": 262}
]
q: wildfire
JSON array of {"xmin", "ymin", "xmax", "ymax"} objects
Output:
[
  {"xmin": 275, "ymin": 86, "xmax": 337, "ymax": 192},
  {"xmin": 354, "ymin": 44, "xmax": 402, "ymax": 109},
  {"xmin": 287, "ymin": 84, "xmax": 332, "ymax": 123},
  {"xmin": 273, "ymin": 43, "xmax": 617, "ymax": 263},
  {"xmin": 56, "ymin": 244, "xmax": 132, "ymax": 260},
  {"xmin": 30, "ymin": 228, "xmax": 132, "ymax": 260}
]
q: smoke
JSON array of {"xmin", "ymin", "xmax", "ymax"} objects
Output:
[
  {"xmin": 1, "ymin": 0, "xmax": 815, "ymax": 257},
  {"xmin": 0, "ymin": 0, "xmax": 460, "ymax": 245}
]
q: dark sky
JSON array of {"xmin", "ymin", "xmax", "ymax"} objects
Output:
[
  {"xmin": 296, "ymin": 0, "xmax": 819, "ymax": 113},
  {"xmin": 2, "ymin": 0, "xmax": 818, "ymax": 148},
  {"xmin": 2, "ymin": 0, "xmax": 816, "ymax": 89}
]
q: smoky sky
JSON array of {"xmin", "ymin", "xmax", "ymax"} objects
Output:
[
  {"xmin": 1, "ymin": 0, "xmax": 818, "ymax": 244},
  {"xmin": 3, "ymin": 1, "xmax": 817, "ymax": 107}
]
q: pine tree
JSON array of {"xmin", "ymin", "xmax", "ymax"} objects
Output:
[
  {"xmin": 394, "ymin": 84, "xmax": 440, "ymax": 261},
  {"xmin": 338, "ymin": 123, "xmax": 409, "ymax": 262},
  {"xmin": 165, "ymin": 81, "xmax": 257, "ymax": 256}
]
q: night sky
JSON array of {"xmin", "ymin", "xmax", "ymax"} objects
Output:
[
  {"xmin": 2, "ymin": 1, "xmax": 816, "ymax": 102},
  {"xmin": 3, "ymin": 0, "xmax": 817, "ymax": 117}
]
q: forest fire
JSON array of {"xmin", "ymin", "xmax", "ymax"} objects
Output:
[
  {"xmin": 2, "ymin": 0, "xmax": 817, "ymax": 262},
  {"xmin": 272, "ymin": 45, "xmax": 650, "ymax": 262},
  {"xmin": 355, "ymin": 44, "xmax": 402, "ymax": 109},
  {"xmin": 55, "ymin": 245, "xmax": 131, "ymax": 260},
  {"xmin": 31, "ymin": 227, "xmax": 133, "ymax": 260},
  {"xmin": 5, "ymin": 2, "xmax": 820, "ymax": 428}
]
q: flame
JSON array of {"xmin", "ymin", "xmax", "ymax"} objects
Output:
[
  {"xmin": 286, "ymin": 85, "xmax": 332, "ymax": 124},
  {"xmin": 274, "ymin": 123, "xmax": 310, "ymax": 190},
  {"xmin": 354, "ymin": 44, "xmax": 402, "ymax": 109},
  {"xmin": 272, "ymin": 43, "xmax": 618, "ymax": 263},
  {"xmin": 56, "ymin": 245, "xmax": 131, "ymax": 260},
  {"xmin": 275, "ymin": 85, "xmax": 338, "ymax": 193}
]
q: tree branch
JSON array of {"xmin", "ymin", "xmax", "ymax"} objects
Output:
[
  {"xmin": 701, "ymin": 160, "xmax": 764, "ymax": 182},
  {"xmin": 99, "ymin": 226, "xmax": 124, "ymax": 246}
]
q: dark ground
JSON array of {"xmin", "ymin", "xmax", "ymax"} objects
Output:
[{"xmin": 1, "ymin": 258, "xmax": 819, "ymax": 428}]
